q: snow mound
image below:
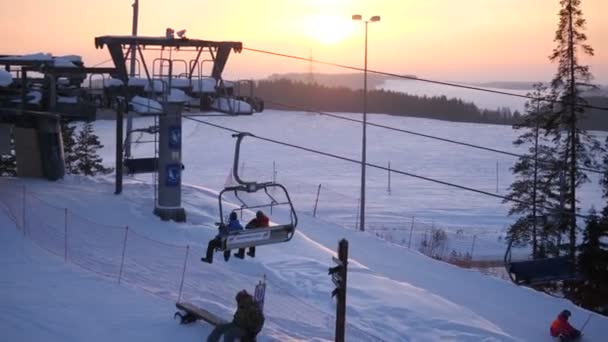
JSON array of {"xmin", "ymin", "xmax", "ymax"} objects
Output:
[{"xmin": 211, "ymin": 97, "xmax": 252, "ymax": 114}]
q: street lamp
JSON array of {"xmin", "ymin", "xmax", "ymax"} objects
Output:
[{"xmin": 352, "ymin": 14, "xmax": 380, "ymax": 232}]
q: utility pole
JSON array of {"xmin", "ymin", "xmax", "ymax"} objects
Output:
[{"xmin": 125, "ymin": 0, "xmax": 139, "ymax": 158}]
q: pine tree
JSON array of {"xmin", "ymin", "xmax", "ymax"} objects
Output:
[
  {"xmin": 73, "ymin": 122, "xmax": 111, "ymax": 176},
  {"xmin": 546, "ymin": 0, "xmax": 600, "ymax": 257},
  {"xmin": 505, "ymin": 84, "xmax": 562, "ymax": 257},
  {"xmin": 569, "ymin": 208, "xmax": 608, "ymax": 314},
  {"xmin": 0, "ymin": 131, "xmax": 16, "ymax": 176},
  {"xmin": 61, "ymin": 120, "xmax": 78, "ymax": 174}
]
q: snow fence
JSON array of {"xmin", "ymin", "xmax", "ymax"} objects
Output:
[{"xmin": 0, "ymin": 181, "xmax": 384, "ymax": 342}]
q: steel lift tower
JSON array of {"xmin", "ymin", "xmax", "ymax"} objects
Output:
[{"xmin": 95, "ymin": 35, "xmax": 243, "ymax": 222}]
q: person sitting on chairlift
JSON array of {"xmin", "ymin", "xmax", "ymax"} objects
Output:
[
  {"xmin": 235, "ymin": 210, "xmax": 269, "ymax": 259},
  {"xmin": 201, "ymin": 212, "xmax": 243, "ymax": 264}
]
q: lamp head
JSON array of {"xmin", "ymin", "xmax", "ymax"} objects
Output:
[
  {"xmin": 352, "ymin": 14, "xmax": 362, "ymax": 21},
  {"xmin": 370, "ymin": 15, "xmax": 381, "ymax": 22}
]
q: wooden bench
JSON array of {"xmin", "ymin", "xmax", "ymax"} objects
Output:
[{"xmin": 174, "ymin": 302, "xmax": 229, "ymax": 326}]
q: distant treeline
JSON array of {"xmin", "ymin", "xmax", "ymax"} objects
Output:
[
  {"xmin": 254, "ymin": 79, "xmax": 520, "ymax": 125},
  {"xmin": 267, "ymin": 72, "xmax": 403, "ymax": 90},
  {"xmin": 253, "ymin": 79, "xmax": 608, "ymax": 130}
]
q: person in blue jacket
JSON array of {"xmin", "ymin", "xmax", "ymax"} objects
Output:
[{"xmin": 201, "ymin": 212, "xmax": 243, "ymax": 264}]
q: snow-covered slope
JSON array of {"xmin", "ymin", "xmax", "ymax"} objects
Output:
[
  {"xmin": 1, "ymin": 176, "xmax": 606, "ymax": 341},
  {"xmin": 93, "ymin": 111, "xmax": 605, "ymax": 260}
]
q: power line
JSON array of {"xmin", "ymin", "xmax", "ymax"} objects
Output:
[
  {"xmin": 182, "ymin": 115, "xmax": 594, "ymax": 220},
  {"xmin": 91, "ymin": 58, "xmax": 113, "ymax": 68},
  {"xmin": 264, "ymin": 99, "xmax": 605, "ymax": 175},
  {"xmin": 243, "ymin": 47, "xmax": 608, "ymax": 112}
]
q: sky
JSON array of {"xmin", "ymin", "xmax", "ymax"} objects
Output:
[{"xmin": 0, "ymin": 0, "xmax": 606, "ymax": 83}]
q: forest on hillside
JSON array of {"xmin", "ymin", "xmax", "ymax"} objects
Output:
[
  {"xmin": 253, "ymin": 79, "xmax": 608, "ymax": 130},
  {"xmin": 254, "ymin": 79, "xmax": 520, "ymax": 125}
]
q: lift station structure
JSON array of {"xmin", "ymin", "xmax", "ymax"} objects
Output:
[{"xmin": 94, "ymin": 34, "xmax": 248, "ymax": 222}]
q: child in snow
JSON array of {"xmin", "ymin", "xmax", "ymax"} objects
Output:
[
  {"xmin": 550, "ymin": 310, "xmax": 581, "ymax": 341},
  {"xmin": 201, "ymin": 212, "xmax": 243, "ymax": 264},
  {"xmin": 234, "ymin": 210, "xmax": 270, "ymax": 259},
  {"xmin": 207, "ymin": 290, "xmax": 265, "ymax": 342}
]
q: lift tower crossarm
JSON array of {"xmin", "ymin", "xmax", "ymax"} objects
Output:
[{"xmin": 94, "ymin": 35, "xmax": 243, "ymax": 82}]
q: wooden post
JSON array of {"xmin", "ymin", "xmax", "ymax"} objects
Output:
[
  {"xmin": 115, "ymin": 99, "xmax": 124, "ymax": 195},
  {"xmin": 496, "ymin": 161, "xmax": 499, "ymax": 193},
  {"xmin": 313, "ymin": 184, "xmax": 322, "ymax": 217},
  {"xmin": 470, "ymin": 235, "xmax": 477, "ymax": 259},
  {"xmin": 355, "ymin": 199, "xmax": 360, "ymax": 231},
  {"xmin": 388, "ymin": 161, "xmax": 391, "ymax": 194},
  {"xmin": 118, "ymin": 226, "xmax": 129, "ymax": 284},
  {"xmin": 64, "ymin": 208, "xmax": 68, "ymax": 262},
  {"xmin": 330, "ymin": 239, "xmax": 349, "ymax": 342},
  {"xmin": 408, "ymin": 216, "xmax": 415, "ymax": 249},
  {"xmin": 177, "ymin": 245, "xmax": 190, "ymax": 302},
  {"xmin": 22, "ymin": 185, "xmax": 26, "ymax": 236}
]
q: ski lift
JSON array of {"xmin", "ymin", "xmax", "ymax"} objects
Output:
[
  {"xmin": 123, "ymin": 125, "xmax": 159, "ymax": 174},
  {"xmin": 214, "ymin": 132, "xmax": 297, "ymax": 251},
  {"xmin": 504, "ymin": 216, "xmax": 579, "ymax": 286}
]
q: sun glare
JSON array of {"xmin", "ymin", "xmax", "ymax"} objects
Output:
[{"xmin": 305, "ymin": 15, "xmax": 355, "ymax": 45}]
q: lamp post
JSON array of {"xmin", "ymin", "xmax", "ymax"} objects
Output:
[{"xmin": 352, "ymin": 14, "xmax": 380, "ymax": 232}]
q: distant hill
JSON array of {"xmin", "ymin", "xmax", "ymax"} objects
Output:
[
  {"xmin": 254, "ymin": 78, "xmax": 608, "ymax": 131},
  {"xmin": 254, "ymin": 78, "xmax": 515, "ymax": 125},
  {"xmin": 468, "ymin": 81, "xmax": 539, "ymax": 90},
  {"xmin": 266, "ymin": 72, "xmax": 413, "ymax": 90}
]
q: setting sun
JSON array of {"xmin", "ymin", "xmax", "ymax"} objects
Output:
[{"xmin": 304, "ymin": 14, "xmax": 356, "ymax": 45}]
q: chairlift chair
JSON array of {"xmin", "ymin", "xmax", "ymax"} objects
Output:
[
  {"xmin": 214, "ymin": 132, "xmax": 297, "ymax": 251},
  {"xmin": 504, "ymin": 239, "xmax": 579, "ymax": 286},
  {"xmin": 123, "ymin": 125, "xmax": 159, "ymax": 175}
]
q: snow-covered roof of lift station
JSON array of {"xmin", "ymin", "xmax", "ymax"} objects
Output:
[{"xmin": 0, "ymin": 53, "xmax": 83, "ymax": 68}]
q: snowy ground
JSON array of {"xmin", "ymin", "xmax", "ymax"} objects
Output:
[
  {"xmin": 1, "ymin": 109, "xmax": 606, "ymax": 341},
  {"xmin": 94, "ymin": 110, "xmax": 605, "ymax": 260},
  {"xmin": 1, "ymin": 175, "xmax": 607, "ymax": 342}
]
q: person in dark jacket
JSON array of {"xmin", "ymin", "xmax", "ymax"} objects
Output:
[
  {"xmin": 207, "ymin": 290, "xmax": 265, "ymax": 342},
  {"xmin": 550, "ymin": 310, "xmax": 581, "ymax": 341},
  {"xmin": 201, "ymin": 212, "xmax": 243, "ymax": 264},
  {"xmin": 235, "ymin": 210, "xmax": 270, "ymax": 259}
]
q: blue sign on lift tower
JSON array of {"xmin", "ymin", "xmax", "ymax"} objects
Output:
[
  {"xmin": 168, "ymin": 126, "xmax": 181, "ymax": 149},
  {"xmin": 166, "ymin": 163, "xmax": 181, "ymax": 186}
]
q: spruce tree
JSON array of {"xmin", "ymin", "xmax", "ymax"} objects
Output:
[
  {"xmin": 563, "ymin": 140, "xmax": 608, "ymax": 314},
  {"xmin": 74, "ymin": 122, "xmax": 111, "ymax": 176},
  {"xmin": 545, "ymin": 0, "xmax": 600, "ymax": 257},
  {"xmin": 61, "ymin": 120, "xmax": 78, "ymax": 174},
  {"xmin": 0, "ymin": 131, "xmax": 16, "ymax": 176},
  {"xmin": 505, "ymin": 84, "xmax": 562, "ymax": 257},
  {"xmin": 574, "ymin": 208, "xmax": 608, "ymax": 314}
]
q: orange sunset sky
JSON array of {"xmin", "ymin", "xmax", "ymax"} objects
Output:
[{"xmin": 1, "ymin": 0, "xmax": 606, "ymax": 83}]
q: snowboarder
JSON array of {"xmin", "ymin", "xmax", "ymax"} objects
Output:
[
  {"xmin": 201, "ymin": 212, "xmax": 243, "ymax": 264},
  {"xmin": 235, "ymin": 210, "xmax": 270, "ymax": 259},
  {"xmin": 207, "ymin": 289, "xmax": 265, "ymax": 342},
  {"xmin": 550, "ymin": 310, "xmax": 581, "ymax": 341}
]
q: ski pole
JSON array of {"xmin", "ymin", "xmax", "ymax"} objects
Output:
[{"xmin": 580, "ymin": 312, "xmax": 592, "ymax": 333}]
